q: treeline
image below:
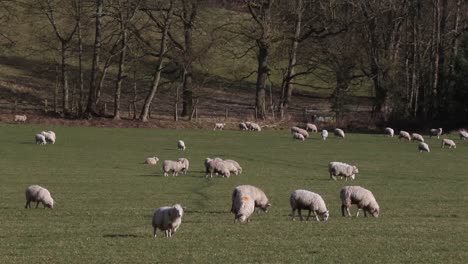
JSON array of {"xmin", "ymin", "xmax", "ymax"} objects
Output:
[{"xmin": 1, "ymin": 0, "xmax": 467, "ymax": 124}]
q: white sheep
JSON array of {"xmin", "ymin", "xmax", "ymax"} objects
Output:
[
  {"xmin": 177, "ymin": 140, "xmax": 186, "ymax": 150},
  {"xmin": 384, "ymin": 127, "xmax": 394, "ymax": 137},
  {"xmin": 291, "ymin": 126, "xmax": 301, "ymax": 133},
  {"xmin": 14, "ymin": 114, "xmax": 27, "ymax": 123},
  {"xmin": 224, "ymin": 159, "xmax": 242, "ymax": 174},
  {"xmin": 329, "ymin": 161, "xmax": 359, "ymax": 181},
  {"xmin": 230, "ymin": 185, "xmax": 270, "ymax": 213},
  {"xmin": 399, "ymin": 131, "xmax": 411, "ymax": 141},
  {"xmin": 441, "ymin": 139, "xmax": 456, "ymax": 149},
  {"xmin": 239, "ymin": 122, "xmax": 248, "ymax": 131},
  {"xmin": 290, "ymin": 189, "xmax": 329, "ymax": 222},
  {"xmin": 411, "ymin": 133, "xmax": 425, "ymax": 142},
  {"xmin": 293, "ymin": 132, "xmax": 305, "ymax": 141},
  {"xmin": 429, "ymin": 128, "xmax": 443, "ymax": 139},
  {"xmin": 245, "ymin": 121, "xmax": 253, "ymax": 130},
  {"xmin": 41, "ymin": 131, "xmax": 56, "ymax": 144},
  {"xmin": 321, "ymin": 129, "xmax": 328, "ymax": 140},
  {"xmin": 231, "ymin": 193, "xmax": 255, "ymax": 223},
  {"xmin": 162, "ymin": 160, "xmax": 185, "ymax": 176},
  {"xmin": 152, "ymin": 204, "xmax": 184, "ymax": 238},
  {"xmin": 35, "ymin": 134, "xmax": 47, "ymax": 145},
  {"xmin": 306, "ymin": 123, "xmax": 318, "ymax": 132},
  {"xmin": 340, "ymin": 186, "xmax": 379, "ymax": 217},
  {"xmin": 178, "ymin": 158, "xmax": 190, "ymax": 174},
  {"xmin": 144, "ymin": 157, "xmax": 159, "ymax": 165},
  {"xmin": 25, "ymin": 185, "xmax": 54, "ymax": 209},
  {"xmin": 458, "ymin": 130, "xmax": 468, "ymax": 140},
  {"xmin": 294, "ymin": 127, "xmax": 309, "ymax": 138},
  {"xmin": 214, "ymin": 123, "xmax": 226, "ymax": 130},
  {"xmin": 418, "ymin": 142, "xmax": 430, "ymax": 153},
  {"xmin": 334, "ymin": 128, "xmax": 345, "ymax": 138},
  {"xmin": 250, "ymin": 122, "xmax": 261, "ymax": 131},
  {"xmin": 205, "ymin": 158, "xmax": 230, "ymax": 178}
]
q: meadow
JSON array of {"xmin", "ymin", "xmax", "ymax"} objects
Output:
[{"xmin": 0, "ymin": 124, "xmax": 467, "ymax": 263}]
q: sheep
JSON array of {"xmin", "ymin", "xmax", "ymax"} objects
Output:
[
  {"xmin": 291, "ymin": 126, "xmax": 301, "ymax": 133},
  {"xmin": 178, "ymin": 158, "xmax": 190, "ymax": 174},
  {"xmin": 340, "ymin": 186, "xmax": 379, "ymax": 218},
  {"xmin": 429, "ymin": 128, "xmax": 443, "ymax": 139},
  {"xmin": 41, "ymin": 131, "xmax": 56, "ymax": 144},
  {"xmin": 411, "ymin": 133, "xmax": 425, "ymax": 142},
  {"xmin": 418, "ymin": 142, "xmax": 430, "ymax": 153},
  {"xmin": 441, "ymin": 139, "xmax": 456, "ymax": 149},
  {"xmin": 177, "ymin": 140, "xmax": 186, "ymax": 150},
  {"xmin": 204, "ymin": 158, "xmax": 230, "ymax": 178},
  {"xmin": 334, "ymin": 128, "xmax": 345, "ymax": 138},
  {"xmin": 250, "ymin": 122, "xmax": 261, "ymax": 131},
  {"xmin": 321, "ymin": 129, "xmax": 328, "ymax": 140},
  {"xmin": 306, "ymin": 123, "xmax": 318, "ymax": 132},
  {"xmin": 162, "ymin": 160, "xmax": 185, "ymax": 176},
  {"xmin": 214, "ymin": 123, "xmax": 226, "ymax": 130},
  {"xmin": 224, "ymin": 159, "xmax": 242, "ymax": 174},
  {"xmin": 384, "ymin": 127, "xmax": 394, "ymax": 137},
  {"xmin": 239, "ymin": 122, "xmax": 248, "ymax": 131},
  {"xmin": 144, "ymin": 157, "xmax": 159, "ymax": 165},
  {"xmin": 35, "ymin": 134, "xmax": 47, "ymax": 145},
  {"xmin": 14, "ymin": 114, "xmax": 27, "ymax": 123},
  {"xmin": 290, "ymin": 189, "xmax": 329, "ymax": 222},
  {"xmin": 399, "ymin": 131, "xmax": 411, "ymax": 141},
  {"xmin": 458, "ymin": 130, "xmax": 468, "ymax": 140},
  {"xmin": 231, "ymin": 185, "xmax": 270, "ymax": 214},
  {"xmin": 25, "ymin": 185, "xmax": 54, "ymax": 209},
  {"xmin": 329, "ymin": 161, "xmax": 359, "ymax": 181},
  {"xmin": 245, "ymin": 121, "xmax": 253, "ymax": 130},
  {"xmin": 294, "ymin": 127, "xmax": 309, "ymax": 138},
  {"xmin": 231, "ymin": 194, "xmax": 255, "ymax": 223},
  {"xmin": 152, "ymin": 204, "xmax": 184, "ymax": 238},
  {"xmin": 293, "ymin": 132, "xmax": 305, "ymax": 141}
]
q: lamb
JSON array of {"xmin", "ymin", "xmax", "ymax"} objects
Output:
[
  {"xmin": 239, "ymin": 122, "xmax": 248, "ymax": 131},
  {"xmin": 41, "ymin": 131, "xmax": 56, "ymax": 144},
  {"xmin": 418, "ymin": 142, "xmax": 430, "ymax": 153},
  {"xmin": 429, "ymin": 128, "xmax": 443, "ymax": 139},
  {"xmin": 306, "ymin": 123, "xmax": 318, "ymax": 132},
  {"xmin": 334, "ymin": 128, "xmax": 345, "ymax": 138},
  {"xmin": 293, "ymin": 132, "xmax": 305, "ymax": 141},
  {"xmin": 321, "ymin": 129, "xmax": 328, "ymax": 140},
  {"xmin": 224, "ymin": 159, "xmax": 242, "ymax": 174},
  {"xmin": 250, "ymin": 122, "xmax": 261, "ymax": 131},
  {"xmin": 340, "ymin": 186, "xmax": 379, "ymax": 218},
  {"xmin": 214, "ymin": 123, "xmax": 226, "ymax": 130},
  {"xmin": 458, "ymin": 130, "xmax": 468, "ymax": 140},
  {"xmin": 178, "ymin": 158, "xmax": 190, "ymax": 174},
  {"xmin": 399, "ymin": 131, "xmax": 411, "ymax": 141},
  {"xmin": 144, "ymin": 157, "xmax": 159, "ymax": 165},
  {"xmin": 25, "ymin": 185, "xmax": 54, "ymax": 209},
  {"xmin": 384, "ymin": 127, "xmax": 394, "ymax": 137},
  {"xmin": 231, "ymin": 185, "xmax": 270, "ymax": 213},
  {"xmin": 35, "ymin": 134, "xmax": 47, "ymax": 145},
  {"xmin": 328, "ymin": 161, "xmax": 359, "ymax": 181},
  {"xmin": 152, "ymin": 204, "xmax": 184, "ymax": 238},
  {"xmin": 290, "ymin": 189, "xmax": 329, "ymax": 222},
  {"xmin": 162, "ymin": 160, "xmax": 186, "ymax": 176},
  {"xmin": 177, "ymin": 140, "xmax": 186, "ymax": 150},
  {"xmin": 204, "ymin": 158, "xmax": 230, "ymax": 178},
  {"xmin": 411, "ymin": 133, "xmax": 425, "ymax": 142},
  {"xmin": 231, "ymin": 193, "xmax": 255, "ymax": 223},
  {"xmin": 14, "ymin": 114, "xmax": 27, "ymax": 123},
  {"xmin": 441, "ymin": 139, "xmax": 456, "ymax": 149}
]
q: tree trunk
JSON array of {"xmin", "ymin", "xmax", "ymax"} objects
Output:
[
  {"xmin": 61, "ymin": 42, "xmax": 69, "ymax": 115},
  {"xmin": 77, "ymin": 0, "xmax": 84, "ymax": 114},
  {"xmin": 180, "ymin": 0, "xmax": 197, "ymax": 117},
  {"xmin": 113, "ymin": 28, "xmax": 126, "ymax": 120},
  {"xmin": 255, "ymin": 41, "xmax": 268, "ymax": 120}
]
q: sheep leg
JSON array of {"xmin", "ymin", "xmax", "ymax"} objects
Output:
[
  {"xmin": 298, "ymin": 209, "xmax": 303, "ymax": 221},
  {"xmin": 341, "ymin": 205, "xmax": 346, "ymax": 216},
  {"xmin": 25, "ymin": 201, "xmax": 30, "ymax": 209},
  {"xmin": 364, "ymin": 210, "xmax": 368, "ymax": 217},
  {"xmin": 153, "ymin": 228, "xmax": 157, "ymax": 238},
  {"xmin": 314, "ymin": 210, "xmax": 321, "ymax": 222},
  {"xmin": 356, "ymin": 208, "xmax": 361, "ymax": 217},
  {"xmin": 346, "ymin": 207, "xmax": 351, "ymax": 217},
  {"xmin": 291, "ymin": 209, "xmax": 296, "ymax": 221},
  {"xmin": 35, "ymin": 202, "xmax": 40, "ymax": 208}
]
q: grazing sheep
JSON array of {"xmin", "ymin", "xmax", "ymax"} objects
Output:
[
  {"xmin": 162, "ymin": 160, "xmax": 185, "ymax": 176},
  {"xmin": 152, "ymin": 204, "xmax": 184, "ymax": 238},
  {"xmin": 35, "ymin": 134, "xmax": 47, "ymax": 145},
  {"xmin": 239, "ymin": 122, "xmax": 248, "ymax": 131},
  {"xmin": 329, "ymin": 161, "xmax": 359, "ymax": 181},
  {"xmin": 458, "ymin": 130, "xmax": 468, "ymax": 140},
  {"xmin": 205, "ymin": 158, "xmax": 230, "ymax": 178},
  {"xmin": 340, "ymin": 186, "xmax": 379, "ymax": 218},
  {"xmin": 25, "ymin": 185, "xmax": 54, "ymax": 209},
  {"xmin": 231, "ymin": 185, "xmax": 270, "ymax": 213},
  {"xmin": 411, "ymin": 133, "xmax": 425, "ymax": 142},
  {"xmin": 250, "ymin": 122, "xmax": 261, "ymax": 131},
  {"xmin": 295, "ymin": 127, "xmax": 309, "ymax": 138},
  {"xmin": 245, "ymin": 121, "xmax": 253, "ymax": 130},
  {"xmin": 178, "ymin": 158, "xmax": 190, "ymax": 174},
  {"xmin": 334, "ymin": 128, "xmax": 345, "ymax": 138},
  {"xmin": 441, "ymin": 139, "xmax": 456, "ymax": 149},
  {"xmin": 291, "ymin": 126, "xmax": 301, "ymax": 133},
  {"xmin": 14, "ymin": 114, "xmax": 27, "ymax": 123},
  {"xmin": 41, "ymin": 131, "xmax": 56, "ymax": 144},
  {"xmin": 293, "ymin": 132, "xmax": 305, "ymax": 141},
  {"xmin": 177, "ymin": 140, "xmax": 186, "ymax": 150},
  {"xmin": 399, "ymin": 131, "xmax": 411, "ymax": 141},
  {"xmin": 306, "ymin": 123, "xmax": 318, "ymax": 132},
  {"xmin": 290, "ymin": 190, "xmax": 329, "ymax": 222},
  {"xmin": 224, "ymin": 159, "xmax": 242, "ymax": 174},
  {"xmin": 321, "ymin": 129, "xmax": 328, "ymax": 140},
  {"xmin": 214, "ymin": 123, "xmax": 226, "ymax": 130},
  {"xmin": 144, "ymin": 157, "xmax": 159, "ymax": 165},
  {"xmin": 418, "ymin": 142, "xmax": 430, "ymax": 153},
  {"xmin": 232, "ymin": 194, "xmax": 255, "ymax": 223},
  {"xmin": 429, "ymin": 128, "xmax": 443, "ymax": 139},
  {"xmin": 384, "ymin": 127, "xmax": 394, "ymax": 137}
]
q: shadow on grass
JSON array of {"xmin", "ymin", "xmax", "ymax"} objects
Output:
[{"xmin": 103, "ymin": 234, "xmax": 144, "ymax": 238}]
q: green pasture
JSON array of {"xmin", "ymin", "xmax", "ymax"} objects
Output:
[{"xmin": 0, "ymin": 124, "xmax": 466, "ymax": 263}]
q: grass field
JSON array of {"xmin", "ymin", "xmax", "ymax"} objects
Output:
[{"xmin": 0, "ymin": 124, "xmax": 467, "ymax": 263}]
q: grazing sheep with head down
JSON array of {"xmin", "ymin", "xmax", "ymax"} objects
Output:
[
  {"xmin": 411, "ymin": 133, "xmax": 425, "ymax": 142},
  {"xmin": 293, "ymin": 127, "xmax": 309, "ymax": 138},
  {"xmin": 152, "ymin": 204, "xmax": 184, "ymax": 238},
  {"xmin": 321, "ymin": 130, "xmax": 328, "ymax": 140},
  {"xmin": 290, "ymin": 190, "xmax": 329, "ymax": 222},
  {"xmin": 418, "ymin": 142, "xmax": 430, "ymax": 153},
  {"xmin": 293, "ymin": 132, "xmax": 305, "ymax": 141},
  {"xmin": 41, "ymin": 131, "xmax": 56, "ymax": 144},
  {"xmin": 429, "ymin": 128, "xmax": 443, "ymax": 139},
  {"xmin": 334, "ymin": 128, "xmax": 345, "ymax": 138},
  {"xmin": 214, "ymin": 123, "xmax": 225, "ymax": 130},
  {"xmin": 205, "ymin": 158, "xmax": 230, "ymax": 178},
  {"xmin": 35, "ymin": 134, "xmax": 47, "ymax": 145},
  {"xmin": 340, "ymin": 186, "xmax": 379, "ymax": 218},
  {"xmin": 458, "ymin": 130, "xmax": 468, "ymax": 140},
  {"xmin": 178, "ymin": 158, "xmax": 190, "ymax": 174},
  {"xmin": 384, "ymin": 127, "xmax": 394, "ymax": 137},
  {"xmin": 250, "ymin": 122, "xmax": 261, "ymax": 131},
  {"xmin": 15, "ymin": 114, "xmax": 27, "ymax": 123},
  {"xmin": 328, "ymin": 162, "xmax": 359, "ymax": 181},
  {"xmin": 441, "ymin": 139, "xmax": 456, "ymax": 149},
  {"xmin": 162, "ymin": 160, "xmax": 186, "ymax": 176},
  {"xmin": 224, "ymin": 159, "xmax": 242, "ymax": 174},
  {"xmin": 231, "ymin": 185, "xmax": 270, "ymax": 214},
  {"xmin": 306, "ymin": 123, "xmax": 318, "ymax": 132},
  {"xmin": 177, "ymin": 140, "xmax": 186, "ymax": 150},
  {"xmin": 399, "ymin": 131, "xmax": 411, "ymax": 141},
  {"xmin": 239, "ymin": 122, "xmax": 248, "ymax": 131},
  {"xmin": 25, "ymin": 185, "xmax": 54, "ymax": 209},
  {"xmin": 144, "ymin": 157, "xmax": 159, "ymax": 165},
  {"xmin": 231, "ymin": 194, "xmax": 255, "ymax": 223}
]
